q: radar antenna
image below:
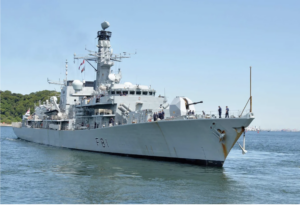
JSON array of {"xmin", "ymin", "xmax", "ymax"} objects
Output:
[{"xmin": 74, "ymin": 49, "xmax": 135, "ymax": 63}]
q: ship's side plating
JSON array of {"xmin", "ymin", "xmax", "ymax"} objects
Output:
[{"xmin": 13, "ymin": 117, "xmax": 253, "ymax": 166}]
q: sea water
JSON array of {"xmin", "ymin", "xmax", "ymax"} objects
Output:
[{"xmin": 1, "ymin": 127, "xmax": 299, "ymax": 203}]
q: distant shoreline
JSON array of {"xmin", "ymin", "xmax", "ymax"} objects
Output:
[{"xmin": 0, "ymin": 124, "xmax": 12, "ymax": 127}]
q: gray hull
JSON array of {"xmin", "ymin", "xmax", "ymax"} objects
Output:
[{"xmin": 13, "ymin": 118, "xmax": 253, "ymax": 166}]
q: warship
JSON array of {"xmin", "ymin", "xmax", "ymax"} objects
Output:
[{"xmin": 12, "ymin": 21, "xmax": 255, "ymax": 167}]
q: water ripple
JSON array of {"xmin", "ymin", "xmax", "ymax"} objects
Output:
[{"xmin": 1, "ymin": 127, "xmax": 300, "ymax": 203}]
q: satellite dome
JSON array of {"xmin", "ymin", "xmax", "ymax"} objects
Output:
[
  {"xmin": 72, "ymin": 80, "xmax": 83, "ymax": 92},
  {"xmin": 101, "ymin": 21, "xmax": 110, "ymax": 30},
  {"xmin": 108, "ymin": 73, "xmax": 116, "ymax": 82},
  {"xmin": 99, "ymin": 84, "xmax": 107, "ymax": 91}
]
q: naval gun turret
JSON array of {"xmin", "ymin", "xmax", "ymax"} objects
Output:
[{"xmin": 170, "ymin": 97, "xmax": 200, "ymax": 117}]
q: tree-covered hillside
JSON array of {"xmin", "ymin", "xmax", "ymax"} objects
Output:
[{"xmin": 0, "ymin": 90, "xmax": 60, "ymax": 124}]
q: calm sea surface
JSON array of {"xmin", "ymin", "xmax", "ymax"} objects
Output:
[{"xmin": 1, "ymin": 127, "xmax": 299, "ymax": 203}]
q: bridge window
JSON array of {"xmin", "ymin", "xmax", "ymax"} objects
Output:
[
  {"xmin": 84, "ymin": 81, "xmax": 94, "ymax": 87},
  {"xmin": 116, "ymin": 91, "xmax": 121, "ymax": 95},
  {"xmin": 123, "ymin": 91, "xmax": 128, "ymax": 95},
  {"xmin": 142, "ymin": 92, "xmax": 148, "ymax": 95},
  {"xmin": 130, "ymin": 91, "xmax": 135, "ymax": 95},
  {"xmin": 111, "ymin": 91, "xmax": 115, "ymax": 94},
  {"xmin": 149, "ymin": 92, "xmax": 152, "ymax": 95},
  {"xmin": 136, "ymin": 91, "xmax": 141, "ymax": 95}
]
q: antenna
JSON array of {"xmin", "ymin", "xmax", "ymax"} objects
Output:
[
  {"xmin": 239, "ymin": 66, "xmax": 253, "ymax": 117},
  {"xmin": 250, "ymin": 66, "xmax": 252, "ymax": 112},
  {"xmin": 65, "ymin": 59, "xmax": 68, "ymax": 82},
  {"xmin": 164, "ymin": 88, "xmax": 167, "ymax": 103}
]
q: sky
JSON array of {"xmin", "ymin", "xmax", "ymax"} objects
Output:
[{"xmin": 1, "ymin": 0, "xmax": 300, "ymax": 129}]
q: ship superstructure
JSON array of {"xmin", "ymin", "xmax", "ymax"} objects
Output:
[{"xmin": 12, "ymin": 21, "xmax": 255, "ymax": 167}]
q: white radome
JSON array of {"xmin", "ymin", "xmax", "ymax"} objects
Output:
[
  {"xmin": 108, "ymin": 73, "xmax": 116, "ymax": 82},
  {"xmin": 72, "ymin": 80, "xmax": 83, "ymax": 92},
  {"xmin": 99, "ymin": 85, "xmax": 107, "ymax": 91}
]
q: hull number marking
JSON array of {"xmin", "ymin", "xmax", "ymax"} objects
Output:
[
  {"xmin": 95, "ymin": 138, "xmax": 109, "ymax": 148},
  {"xmin": 100, "ymin": 138, "xmax": 106, "ymax": 148},
  {"xmin": 95, "ymin": 138, "xmax": 99, "ymax": 146}
]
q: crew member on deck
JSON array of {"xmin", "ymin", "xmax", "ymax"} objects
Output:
[
  {"xmin": 225, "ymin": 106, "xmax": 229, "ymax": 118},
  {"xmin": 153, "ymin": 113, "xmax": 156, "ymax": 121},
  {"xmin": 218, "ymin": 106, "xmax": 222, "ymax": 118},
  {"xmin": 109, "ymin": 118, "xmax": 114, "ymax": 126},
  {"xmin": 158, "ymin": 111, "xmax": 162, "ymax": 120}
]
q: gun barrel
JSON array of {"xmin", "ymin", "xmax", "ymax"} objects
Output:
[{"xmin": 187, "ymin": 101, "xmax": 203, "ymax": 105}]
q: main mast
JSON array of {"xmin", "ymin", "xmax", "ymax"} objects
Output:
[
  {"xmin": 96, "ymin": 22, "xmax": 113, "ymax": 89},
  {"xmin": 74, "ymin": 21, "xmax": 130, "ymax": 92}
]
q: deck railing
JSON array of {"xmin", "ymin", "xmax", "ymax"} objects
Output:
[{"xmin": 187, "ymin": 109, "xmax": 251, "ymax": 119}]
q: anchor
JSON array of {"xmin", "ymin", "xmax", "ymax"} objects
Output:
[
  {"xmin": 238, "ymin": 131, "xmax": 247, "ymax": 154},
  {"xmin": 210, "ymin": 123, "xmax": 226, "ymax": 142}
]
